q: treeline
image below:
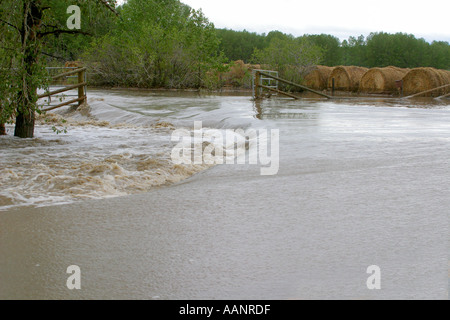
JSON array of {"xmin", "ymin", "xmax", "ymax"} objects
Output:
[
  {"xmin": 81, "ymin": 0, "xmax": 226, "ymax": 89},
  {"xmin": 217, "ymin": 29, "xmax": 450, "ymax": 70},
  {"xmin": 34, "ymin": 1, "xmax": 450, "ymax": 90},
  {"xmin": 39, "ymin": 1, "xmax": 449, "ymax": 90}
]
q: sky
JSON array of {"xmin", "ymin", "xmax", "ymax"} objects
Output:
[{"xmin": 117, "ymin": 0, "xmax": 450, "ymax": 43}]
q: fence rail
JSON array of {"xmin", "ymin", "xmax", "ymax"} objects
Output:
[
  {"xmin": 403, "ymin": 84, "xmax": 450, "ymax": 99},
  {"xmin": 39, "ymin": 67, "xmax": 87, "ymax": 112},
  {"xmin": 252, "ymin": 70, "xmax": 333, "ymax": 100},
  {"xmin": 252, "ymin": 69, "xmax": 279, "ymax": 99}
]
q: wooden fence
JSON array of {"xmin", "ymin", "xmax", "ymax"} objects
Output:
[
  {"xmin": 253, "ymin": 70, "xmax": 333, "ymax": 100},
  {"xmin": 38, "ymin": 67, "xmax": 87, "ymax": 112}
]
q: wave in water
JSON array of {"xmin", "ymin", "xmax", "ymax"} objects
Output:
[{"xmin": 0, "ymin": 96, "xmax": 219, "ymax": 210}]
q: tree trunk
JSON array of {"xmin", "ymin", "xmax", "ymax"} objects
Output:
[
  {"xmin": 14, "ymin": 109, "xmax": 35, "ymax": 138},
  {"xmin": 14, "ymin": 0, "xmax": 42, "ymax": 138},
  {"xmin": 0, "ymin": 123, "xmax": 6, "ymax": 135}
]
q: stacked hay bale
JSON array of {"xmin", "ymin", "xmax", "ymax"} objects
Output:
[
  {"xmin": 304, "ymin": 66, "xmax": 334, "ymax": 90},
  {"xmin": 327, "ymin": 66, "xmax": 369, "ymax": 92},
  {"xmin": 247, "ymin": 63, "xmax": 261, "ymax": 72},
  {"xmin": 222, "ymin": 60, "xmax": 246, "ymax": 87},
  {"xmin": 359, "ymin": 66, "xmax": 410, "ymax": 94},
  {"xmin": 402, "ymin": 67, "xmax": 450, "ymax": 97},
  {"xmin": 435, "ymin": 69, "xmax": 450, "ymax": 96},
  {"xmin": 222, "ymin": 60, "xmax": 260, "ymax": 88},
  {"xmin": 64, "ymin": 61, "xmax": 83, "ymax": 68}
]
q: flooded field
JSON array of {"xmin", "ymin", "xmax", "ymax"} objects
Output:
[{"xmin": 0, "ymin": 90, "xmax": 449, "ymax": 299}]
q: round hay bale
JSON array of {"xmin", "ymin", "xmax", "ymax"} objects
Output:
[
  {"xmin": 64, "ymin": 61, "xmax": 83, "ymax": 68},
  {"xmin": 222, "ymin": 60, "xmax": 252, "ymax": 88},
  {"xmin": 435, "ymin": 69, "xmax": 450, "ymax": 95},
  {"xmin": 327, "ymin": 66, "xmax": 369, "ymax": 92},
  {"xmin": 247, "ymin": 64, "xmax": 261, "ymax": 71},
  {"xmin": 230, "ymin": 60, "xmax": 247, "ymax": 78},
  {"xmin": 360, "ymin": 66, "xmax": 410, "ymax": 94},
  {"xmin": 403, "ymin": 67, "xmax": 450, "ymax": 97},
  {"xmin": 304, "ymin": 66, "xmax": 334, "ymax": 90}
]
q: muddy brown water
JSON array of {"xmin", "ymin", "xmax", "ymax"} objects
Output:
[{"xmin": 0, "ymin": 90, "xmax": 449, "ymax": 299}]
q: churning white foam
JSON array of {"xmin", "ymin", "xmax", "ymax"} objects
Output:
[{"xmin": 0, "ymin": 98, "xmax": 212, "ymax": 210}]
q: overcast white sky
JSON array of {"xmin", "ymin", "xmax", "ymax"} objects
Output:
[{"xmin": 118, "ymin": 0, "xmax": 450, "ymax": 43}]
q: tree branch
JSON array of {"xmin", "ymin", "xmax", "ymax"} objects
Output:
[
  {"xmin": 0, "ymin": 18, "xmax": 20, "ymax": 32},
  {"xmin": 38, "ymin": 29, "xmax": 91, "ymax": 38},
  {"xmin": 0, "ymin": 45, "xmax": 16, "ymax": 51},
  {"xmin": 40, "ymin": 51, "xmax": 66, "ymax": 61},
  {"xmin": 97, "ymin": 0, "xmax": 120, "ymax": 16}
]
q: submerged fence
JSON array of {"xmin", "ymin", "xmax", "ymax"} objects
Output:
[
  {"xmin": 252, "ymin": 70, "xmax": 333, "ymax": 100},
  {"xmin": 38, "ymin": 67, "xmax": 87, "ymax": 112}
]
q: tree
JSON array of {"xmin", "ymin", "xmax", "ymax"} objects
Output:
[
  {"xmin": 0, "ymin": 0, "xmax": 118, "ymax": 138},
  {"xmin": 364, "ymin": 32, "xmax": 435, "ymax": 68},
  {"xmin": 83, "ymin": 0, "xmax": 224, "ymax": 89},
  {"xmin": 42, "ymin": 1, "xmax": 118, "ymax": 63},
  {"xmin": 429, "ymin": 41, "xmax": 450, "ymax": 70},
  {"xmin": 0, "ymin": 44, "xmax": 12, "ymax": 135},
  {"xmin": 340, "ymin": 35, "xmax": 367, "ymax": 67},
  {"xmin": 252, "ymin": 35, "xmax": 323, "ymax": 89},
  {"xmin": 216, "ymin": 28, "xmax": 267, "ymax": 62},
  {"xmin": 301, "ymin": 34, "xmax": 341, "ymax": 66}
]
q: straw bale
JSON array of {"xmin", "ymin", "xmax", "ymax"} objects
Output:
[
  {"xmin": 403, "ymin": 67, "xmax": 450, "ymax": 96},
  {"xmin": 64, "ymin": 61, "xmax": 83, "ymax": 68},
  {"xmin": 435, "ymin": 69, "xmax": 450, "ymax": 95},
  {"xmin": 304, "ymin": 66, "xmax": 334, "ymax": 90},
  {"xmin": 360, "ymin": 66, "xmax": 410, "ymax": 93},
  {"xmin": 327, "ymin": 66, "xmax": 369, "ymax": 92}
]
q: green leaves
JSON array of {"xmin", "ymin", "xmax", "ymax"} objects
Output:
[
  {"xmin": 0, "ymin": 0, "xmax": 119, "ymax": 137},
  {"xmin": 218, "ymin": 29, "xmax": 449, "ymax": 70},
  {"xmin": 251, "ymin": 36, "xmax": 323, "ymax": 88},
  {"xmin": 83, "ymin": 0, "xmax": 224, "ymax": 88},
  {"xmin": 343, "ymin": 32, "xmax": 449, "ymax": 69},
  {"xmin": 52, "ymin": 119, "xmax": 68, "ymax": 135}
]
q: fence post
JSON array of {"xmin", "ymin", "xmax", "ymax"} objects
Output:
[
  {"xmin": 254, "ymin": 71, "xmax": 261, "ymax": 99},
  {"xmin": 395, "ymin": 80, "xmax": 403, "ymax": 97},
  {"xmin": 78, "ymin": 68, "xmax": 85, "ymax": 106}
]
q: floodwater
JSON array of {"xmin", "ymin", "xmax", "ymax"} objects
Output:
[{"xmin": 0, "ymin": 89, "xmax": 449, "ymax": 300}]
